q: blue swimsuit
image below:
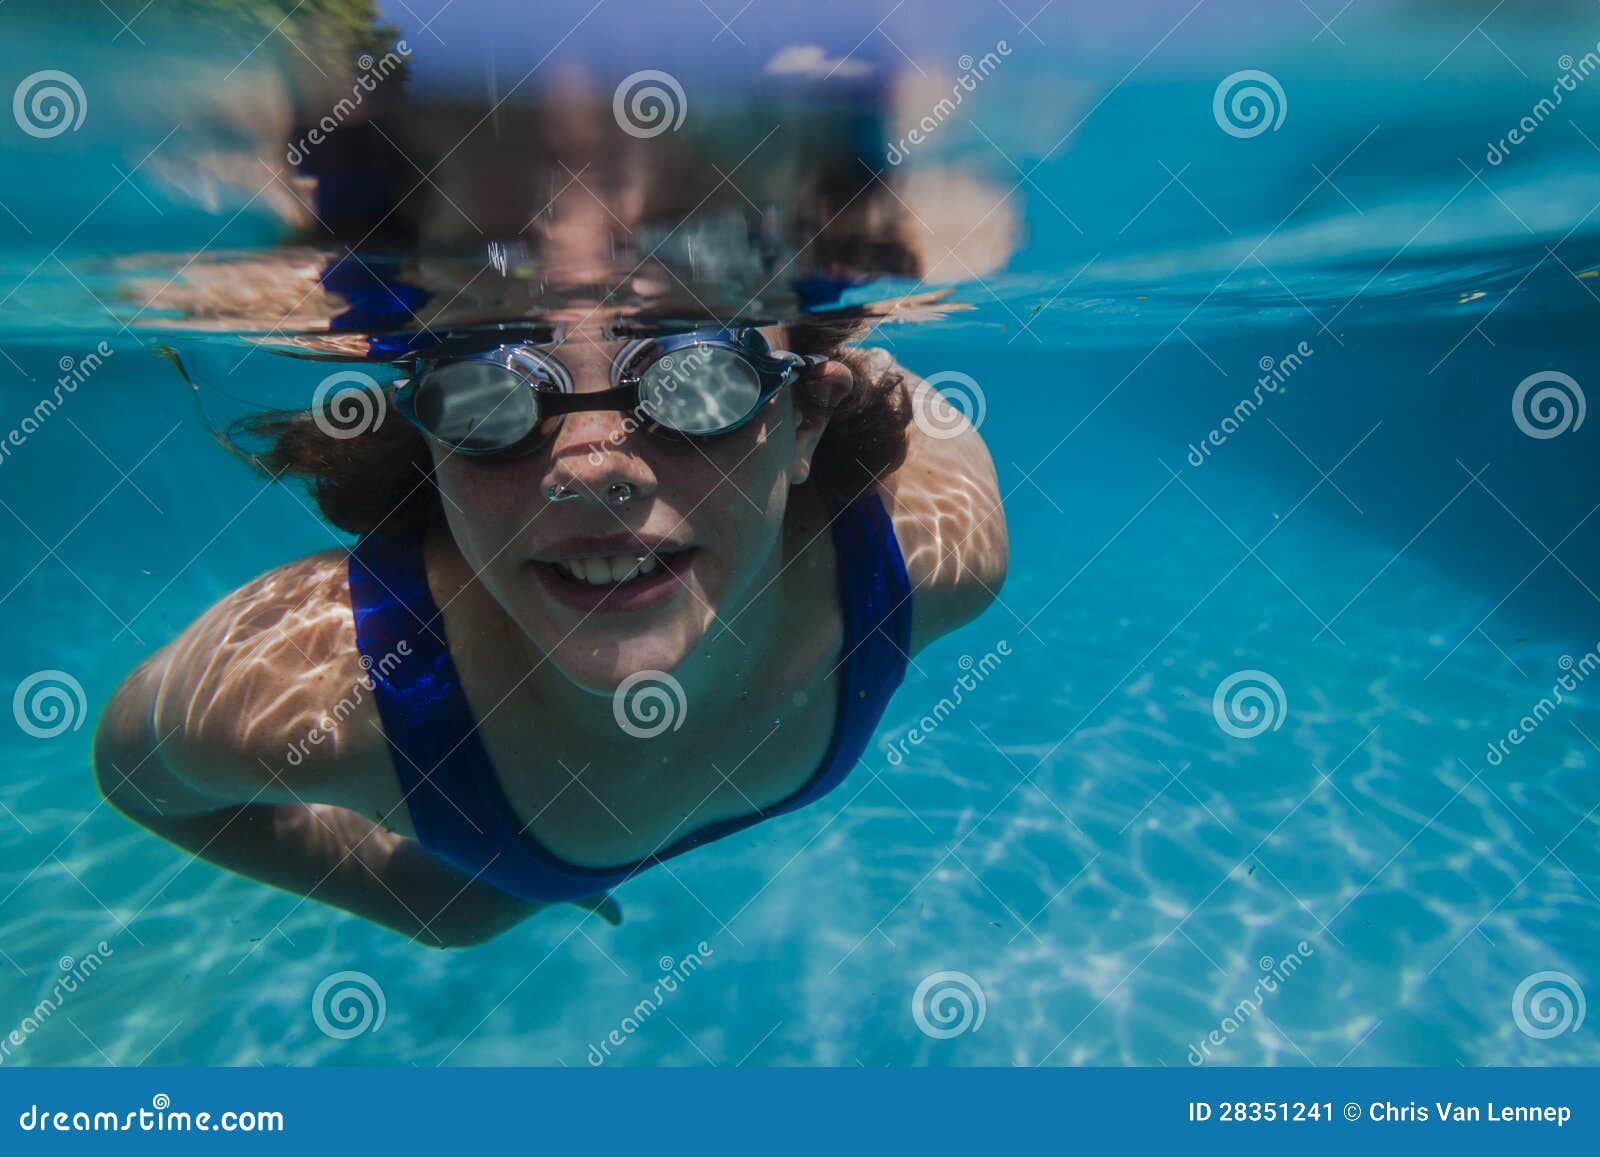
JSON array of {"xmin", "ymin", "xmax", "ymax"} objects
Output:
[{"xmin": 348, "ymin": 492, "xmax": 912, "ymax": 904}]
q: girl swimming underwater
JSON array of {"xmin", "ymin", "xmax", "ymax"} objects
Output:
[{"xmin": 92, "ymin": 313, "xmax": 1008, "ymax": 946}]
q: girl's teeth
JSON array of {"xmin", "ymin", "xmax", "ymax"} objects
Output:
[{"xmin": 555, "ymin": 553, "xmax": 664, "ymax": 585}]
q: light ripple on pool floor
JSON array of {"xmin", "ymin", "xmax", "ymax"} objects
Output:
[{"xmin": 3, "ymin": 474, "xmax": 1596, "ymax": 1067}]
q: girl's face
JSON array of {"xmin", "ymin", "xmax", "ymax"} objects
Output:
[{"xmin": 429, "ymin": 322, "xmax": 840, "ymax": 694}]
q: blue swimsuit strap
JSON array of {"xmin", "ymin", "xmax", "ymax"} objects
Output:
[{"xmin": 349, "ymin": 490, "xmax": 912, "ymax": 904}]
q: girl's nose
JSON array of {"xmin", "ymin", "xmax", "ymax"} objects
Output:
[{"xmin": 543, "ymin": 409, "xmax": 656, "ymax": 508}]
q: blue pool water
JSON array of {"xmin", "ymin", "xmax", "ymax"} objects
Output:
[{"xmin": 2, "ymin": 1, "xmax": 1599, "ymax": 1066}]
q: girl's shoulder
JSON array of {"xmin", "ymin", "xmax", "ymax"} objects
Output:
[
  {"xmin": 868, "ymin": 353, "xmax": 1010, "ymax": 654},
  {"xmin": 138, "ymin": 548, "xmax": 394, "ymax": 806}
]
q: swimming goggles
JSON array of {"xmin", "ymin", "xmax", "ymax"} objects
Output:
[{"xmin": 394, "ymin": 327, "xmax": 823, "ymax": 459}]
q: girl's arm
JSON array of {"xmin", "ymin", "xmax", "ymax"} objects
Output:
[
  {"xmin": 92, "ymin": 651, "xmax": 546, "ymax": 947},
  {"xmin": 104, "ymin": 798, "xmax": 542, "ymax": 949},
  {"xmin": 90, "ymin": 554, "xmax": 619, "ymax": 947},
  {"xmin": 872, "ymin": 355, "xmax": 1010, "ymax": 654}
]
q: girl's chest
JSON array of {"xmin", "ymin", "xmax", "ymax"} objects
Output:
[{"xmin": 472, "ymin": 655, "xmax": 845, "ymax": 868}]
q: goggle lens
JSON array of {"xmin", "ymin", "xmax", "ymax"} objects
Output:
[
  {"xmin": 638, "ymin": 345, "xmax": 765, "ymax": 435},
  {"xmin": 411, "ymin": 348, "xmax": 573, "ymax": 452},
  {"xmin": 404, "ymin": 334, "xmax": 793, "ymax": 454}
]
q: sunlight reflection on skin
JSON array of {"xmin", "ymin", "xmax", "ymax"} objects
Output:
[
  {"xmin": 95, "ymin": 62, "xmax": 1012, "ymax": 947},
  {"xmin": 96, "ymin": 325, "xmax": 1005, "ymax": 944}
]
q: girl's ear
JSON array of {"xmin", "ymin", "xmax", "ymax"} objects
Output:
[
  {"xmin": 790, "ymin": 358, "xmax": 854, "ymax": 485},
  {"xmin": 796, "ymin": 359, "xmax": 853, "ymax": 430}
]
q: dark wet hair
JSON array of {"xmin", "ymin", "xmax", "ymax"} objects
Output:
[{"xmin": 228, "ymin": 320, "xmax": 910, "ymax": 538}]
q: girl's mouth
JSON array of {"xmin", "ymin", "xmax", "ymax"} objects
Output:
[{"xmin": 531, "ymin": 548, "xmax": 695, "ymax": 613}]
